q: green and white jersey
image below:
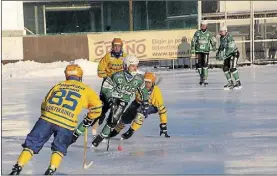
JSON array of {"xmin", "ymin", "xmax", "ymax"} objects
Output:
[
  {"xmin": 101, "ymin": 71, "xmax": 148, "ymax": 103},
  {"xmin": 191, "ymin": 30, "xmax": 216, "ymax": 53},
  {"xmin": 217, "ymin": 33, "xmax": 238, "ymax": 60}
]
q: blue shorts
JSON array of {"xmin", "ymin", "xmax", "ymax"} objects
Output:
[{"xmin": 22, "ymin": 118, "xmax": 73, "ymax": 156}]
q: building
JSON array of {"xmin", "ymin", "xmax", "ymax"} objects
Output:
[
  {"xmin": 2, "ymin": 1, "xmax": 277, "ymax": 64},
  {"xmin": 23, "ymin": 1, "xmax": 204, "ymax": 35}
]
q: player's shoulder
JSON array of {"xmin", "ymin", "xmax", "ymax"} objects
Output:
[
  {"xmin": 194, "ymin": 30, "xmax": 200, "ymax": 35},
  {"xmin": 135, "ymin": 73, "xmax": 144, "ymax": 81},
  {"xmin": 227, "ymin": 33, "xmax": 234, "ymax": 40},
  {"xmin": 111, "ymin": 71, "xmax": 124, "ymax": 79},
  {"xmin": 102, "ymin": 52, "xmax": 112, "ymax": 59},
  {"xmin": 153, "ymin": 85, "xmax": 162, "ymax": 93}
]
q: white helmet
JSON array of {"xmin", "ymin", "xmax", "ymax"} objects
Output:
[
  {"xmin": 123, "ymin": 55, "xmax": 139, "ymax": 68},
  {"xmin": 201, "ymin": 20, "xmax": 208, "ymax": 25},
  {"xmin": 220, "ymin": 26, "xmax": 227, "ymax": 32}
]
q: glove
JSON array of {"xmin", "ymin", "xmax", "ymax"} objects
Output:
[
  {"xmin": 83, "ymin": 116, "xmax": 94, "ymax": 127},
  {"xmin": 70, "ymin": 130, "xmax": 80, "ymax": 145},
  {"xmin": 107, "ymin": 97, "xmax": 116, "ymax": 108},
  {"xmin": 160, "ymin": 123, "xmax": 170, "ymax": 138},
  {"xmin": 141, "ymin": 101, "xmax": 150, "ymax": 116}
]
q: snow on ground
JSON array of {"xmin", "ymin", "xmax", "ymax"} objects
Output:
[
  {"xmin": 2, "ymin": 60, "xmax": 277, "ymax": 175},
  {"xmin": 2, "ymin": 59, "xmax": 98, "ymax": 80}
]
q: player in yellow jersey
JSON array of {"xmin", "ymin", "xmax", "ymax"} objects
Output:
[
  {"xmin": 10, "ymin": 64, "xmax": 102, "ymax": 175},
  {"xmin": 110, "ymin": 72, "xmax": 170, "ymax": 139},
  {"xmin": 94, "ymin": 38, "xmax": 128, "ymax": 133}
]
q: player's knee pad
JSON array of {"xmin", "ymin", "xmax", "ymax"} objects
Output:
[
  {"xmin": 230, "ymin": 68, "xmax": 237, "ymax": 73},
  {"xmin": 114, "ymin": 120, "xmax": 125, "ymax": 133},
  {"xmin": 131, "ymin": 113, "xmax": 145, "ymax": 131}
]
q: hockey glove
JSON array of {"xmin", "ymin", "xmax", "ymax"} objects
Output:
[
  {"xmin": 141, "ymin": 101, "xmax": 150, "ymax": 115},
  {"xmin": 160, "ymin": 123, "xmax": 170, "ymax": 138},
  {"xmin": 83, "ymin": 116, "xmax": 94, "ymax": 127}
]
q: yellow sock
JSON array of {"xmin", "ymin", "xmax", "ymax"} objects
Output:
[
  {"xmin": 49, "ymin": 151, "xmax": 63, "ymax": 170},
  {"xmin": 17, "ymin": 148, "xmax": 34, "ymax": 166},
  {"xmin": 130, "ymin": 113, "xmax": 144, "ymax": 131}
]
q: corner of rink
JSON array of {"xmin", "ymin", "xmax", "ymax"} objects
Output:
[{"xmin": 2, "ymin": 59, "xmax": 98, "ymax": 81}]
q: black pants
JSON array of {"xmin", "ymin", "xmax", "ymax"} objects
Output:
[
  {"xmin": 121, "ymin": 101, "xmax": 158, "ymax": 124},
  {"xmin": 98, "ymin": 78, "xmax": 110, "ymax": 124},
  {"xmin": 223, "ymin": 51, "xmax": 240, "ymax": 72},
  {"xmin": 195, "ymin": 53, "xmax": 209, "ymax": 69},
  {"xmin": 269, "ymin": 48, "xmax": 276, "ymax": 59}
]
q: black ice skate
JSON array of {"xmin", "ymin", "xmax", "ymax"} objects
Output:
[
  {"xmin": 44, "ymin": 167, "xmax": 56, "ymax": 175},
  {"xmin": 224, "ymin": 81, "xmax": 234, "ymax": 90},
  {"xmin": 199, "ymin": 76, "xmax": 204, "ymax": 85},
  {"xmin": 233, "ymin": 81, "xmax": 242, "ymax": 90},
  {"xmin": 121, "ymin": 128, "xmax": 134, "ymax": 140},
  {"xmin": 91, "ymin": 134, "xmax": 104, "ymax": 147},
  {"xmin": 10, "ymin": 164, "xmax": 22, "ymax": 175}
]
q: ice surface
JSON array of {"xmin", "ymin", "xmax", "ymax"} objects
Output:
[{"xmin": 2, "ymin": 62, "xmax": 277, "ymax": 175}]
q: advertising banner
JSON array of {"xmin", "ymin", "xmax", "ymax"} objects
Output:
[{"xmin": 87, "ymin": 29, "xmax": 196, "ymax": 61}]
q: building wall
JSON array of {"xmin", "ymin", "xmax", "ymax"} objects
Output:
[
  {"xmin": 2, "ymin": 1, "xmax": 25, "ymax": 62},
  {"xmin": 2, "ymin": 1, "xmax": 24, "ymax": 30},
  {"xmin": 220, "ymin": 1, "xmax": 277, "ymax": 12}
]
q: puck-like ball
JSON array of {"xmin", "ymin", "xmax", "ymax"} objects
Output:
[{"xmin": 118, "ymin": 145, "xmax": 123, "ymax": 151}]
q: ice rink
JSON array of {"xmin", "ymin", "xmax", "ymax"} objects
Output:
[{"xmin": 2, "ymin": 63, "xmax": 277, "ymax": 175}]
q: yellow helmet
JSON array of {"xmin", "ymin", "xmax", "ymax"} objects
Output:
[
  {"xmin": 64, "ymin": 64, "xmax": 83, "ymax": 80},
  {"xmin": 112, "ymin": 38, "xmax": 123, "ymax": 46},
  {"xmin": 144, "ymin": 72, "xmax": 156, "ymax": 83}
]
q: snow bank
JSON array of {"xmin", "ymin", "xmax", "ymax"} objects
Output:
[{"xmin": 2, "ymin": 59, "xmax": 98, "ymax": 80}]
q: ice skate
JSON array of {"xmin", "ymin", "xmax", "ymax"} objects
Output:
[
  {"xmin": 199, "ymin": 76, "xmax": 204, "ymax": 86},
  {"xmin": 44, "ymin": 167, "xmax": 56, "ymax": 175},
  {"xmin": 203, "ymin": 79, "xmax": 208, "ymax": 87},
  {"xmin": 233, "ymin": 81, "xmax": 242, "ymax": 90},
  {"xmin": 224, "ymin": 81, "xmax": 234, "ymax": 90},
  {"xmin": 10, "ymin": 164, "xmax": 22, "ymax": 175}
]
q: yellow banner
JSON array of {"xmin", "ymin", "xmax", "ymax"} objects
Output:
[{"xmin": 87, "ymin": 29, "xmax": 196, "ymax": 62}]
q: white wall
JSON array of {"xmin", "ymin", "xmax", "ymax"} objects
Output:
[
  {"xmin": 2, "ymin": 1, "xmax": 24, "ymax": 30},
  {"xmin": 2, "ymin": 1, "xmax": 24, "ymax": 61},
  {"xmin": 220, "ymin": 1, "xmax": 277, "ymax": 12}
]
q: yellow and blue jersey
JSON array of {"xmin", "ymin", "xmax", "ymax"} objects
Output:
[
  {"xmin": 40, "ymin": 80, "xmax": 102, "ymax": 130},
  {"xmin": 97, "ymin": 52, "xmax": 127, "ymax": 78},
  {"xmin": 135, "ymin": 85, "xmax": 167, "ymax": 124}
]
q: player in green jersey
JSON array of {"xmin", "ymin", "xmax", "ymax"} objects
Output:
[
  {"xmin": 91, "ymin": 55, "xmax": 149, "ymax": 147},
  {"xmin": 191, "ymin": 20, "xmax": 217, "ymax": 86},
  {"xmin": 216, "ymin": 26, "xmax": 242, "ymax": 90}
]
